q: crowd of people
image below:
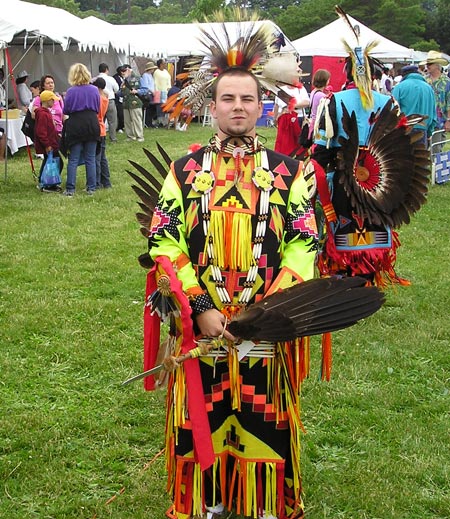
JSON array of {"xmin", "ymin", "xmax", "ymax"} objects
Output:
[
  {"xmin": 1, "ymin": 58, "xmax": 177, "ymax": 193},
  {"xmin": 272, "ymin": 50, "xmax": 450, "ymax": 159}
]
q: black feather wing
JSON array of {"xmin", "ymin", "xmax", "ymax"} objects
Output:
[
  {"xmin": 127, "ymin": 144, "xmax": 172, "ymax": 267},
  {"xmin": 228, "ymin": 276, "xmax": 385, "ymax": 342},
  {"xmin": 338, "ymin": 100, "xmax": 431, "ymax": 228}
]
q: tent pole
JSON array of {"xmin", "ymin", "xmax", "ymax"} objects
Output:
[
  {"xmin": 3, "ymin": 47, "xmax": 9, "ymax": 181},
  {"xmin": 40, "ymin": 37, "xmax": 44, "ymax": 77}
]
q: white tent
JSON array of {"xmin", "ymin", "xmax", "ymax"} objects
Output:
[
  {"xmin": 0, "ymin": 0, "xmax": 126, "ymax": 92},
  {"xmin": 292, "ymin": 15, "xmax": 414, "ymax": 61},
  {"xmin": 111, "ymin": 20, "xmax": 295, "ymax": 58}
]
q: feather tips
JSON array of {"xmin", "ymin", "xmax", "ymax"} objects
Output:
[
  {"xmin": 162, "ymin": 9, "xmax": 295, "ymax": 118},
  {"xmin": 228, "ymin": 276, "xmax": 385, "ymax": 341},
  {"xmin": 127, "ymin": 145, "xmax": 172, "ymax": 267},
  {"xmin": 337, "ymin": 99, "xmax": 431, "ymax": 228}
]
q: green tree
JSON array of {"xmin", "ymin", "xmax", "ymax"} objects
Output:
[
  {"xmin": 189, "ymin": 0, "xmax": 227, "ymax": 20},
  {"xmin": 424, "ymin": 0, "xmax": 450, "ymax": 52},
  {"xmin": 26, "ymin": 0, "xmax": 82, "ymax": 15},
  {"xmin": 374, "ymin": 0, "xmax": 425, "ymax": 48},
  {"xmin": 274, "ymin": 0, "xmax": 336, "ymax": 41}
]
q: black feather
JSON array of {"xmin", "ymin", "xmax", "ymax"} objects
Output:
[
  {"xmin": 127, "ymin": 169, "xmax": 161, "ymax": 200},
  {"xmin": 131, "ymin": 184, "xmax": 158, "ymax": 212},
  {"xmin": 142, "ymin": 148, "xmax": 171, "ymax": 181},
  {"xmin": 156, "ymin": 142, "xmax": 172, "ymax": 168},
  {"xmin": 228, "ymin": 276, "xmax": 385, "ymax": 342},
  {"xmin": 128, "ymin": 146, "xmax": 173, "ymax": 268}
]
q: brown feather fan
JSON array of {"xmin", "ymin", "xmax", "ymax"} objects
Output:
[
  {"xmin": 336, "ymin": 99, "xmax": 431, "ymax": 228},
  {"xmin": 228, "ymin": 276, "xmax": 385, "ymax": 342},
  {"xmin": 127, "ymin": 144, "xmax": 172, "ymax": 268}
]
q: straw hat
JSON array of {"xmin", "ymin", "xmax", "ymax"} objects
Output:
[
  {"xmin": 145, "ymin": 61, "xmax": 157, "ymax": 71},
  {"xmin": 419, "ymin": 50, "xmax": 449, "ymax": 66},
  {"xmin": 17, "ymin": 70, "xmax": 29, "ymax": 78}
]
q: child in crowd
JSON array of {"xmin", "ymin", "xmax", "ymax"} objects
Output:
[
  {"xmin": 34, "ymin": 90, "xmax": 63, "ymax": 192},
  {"xmin": 92, "ymin": 77, "xmax": 112, "ymax": 189}
]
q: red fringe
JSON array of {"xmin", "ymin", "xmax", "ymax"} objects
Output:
[{"xmin": 321, "ymin": 332, "xmax": 332, "ymax": 381}]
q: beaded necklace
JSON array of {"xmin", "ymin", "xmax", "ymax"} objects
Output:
[{"xmin": 192, "ymin": 136, "xmax": 275, "ymax": 306}]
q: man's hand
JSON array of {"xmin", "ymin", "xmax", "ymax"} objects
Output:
[{"xmin": 195, "ymin": 308, "xmax": 236, "ymax": 341}]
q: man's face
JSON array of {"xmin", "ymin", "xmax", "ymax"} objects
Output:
[
  {"xmin": 210, "ymin": 74, "xmax": 262, "ymax": 139},
  {"xmin": 426, "ymin": 63, "xmax": 441, "ymax": 75}
]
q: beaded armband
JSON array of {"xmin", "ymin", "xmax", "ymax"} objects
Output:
[{"xmin": 190, "ymin": 293, "xmax": 216, "ymax": 315}]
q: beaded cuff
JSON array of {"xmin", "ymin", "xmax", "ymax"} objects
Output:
[{"xmin": 190, "ymin": 293, "xmax": 216, "ymax": 315}]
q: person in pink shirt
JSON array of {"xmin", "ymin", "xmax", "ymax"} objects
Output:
[
  {"xmin": 308, "ymin": 69, "xmax": 331, "ymax": 141},
  {"xmin": 32, "ymin": 75, "xmax": 65, "ymax": 135}
]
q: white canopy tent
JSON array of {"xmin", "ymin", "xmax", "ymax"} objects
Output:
[
  {"xmin": 292, "ymin": 15, "xmax": 414, "ymax": 61},
  {"xmin": 0, "ymin": 0, "xmax": 126, "ymax": 93},
  {"xmin": 110, "ymin": 20, "xmax": 295, "ymax": 58}
]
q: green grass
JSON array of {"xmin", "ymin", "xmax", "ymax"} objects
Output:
[{"xmin": 1, "ymin": 123, "xmax": 449, "ymax": 519}]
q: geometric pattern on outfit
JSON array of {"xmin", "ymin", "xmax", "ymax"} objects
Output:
[
  {"xmin": 147, "ymin": 137, "xmax": 318, "ymax": 518},
  {"xmin": 312, "ymin": 88, "xmax": 413, "ymax": 286}
]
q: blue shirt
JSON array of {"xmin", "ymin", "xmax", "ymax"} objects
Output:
[
  {"xmin": 140, "ymin": 72, "xmax": 155, "ymax": 94},
  {"xmin": 392, "ymin": 73, "xmax": 437, "ymax": 136}
]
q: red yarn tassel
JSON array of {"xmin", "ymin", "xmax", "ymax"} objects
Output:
[{"xmin": 321, "ymin": 332, "xmax": 332, "ymax": 381}]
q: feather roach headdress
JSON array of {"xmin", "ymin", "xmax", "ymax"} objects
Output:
[
  {"xmin": 336, "ymin": 5, "xmax": 382, "ymax": 110},
  {"xmin": 163, "ymin": 9, "xmax": 302, "ymax": 122}
]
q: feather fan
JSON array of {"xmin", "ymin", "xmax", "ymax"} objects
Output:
[
  {"xmin": 228, "ymin": 276, "xmax": 385, "ymax": 342},
  {"xmin": 127, "ymin": 144, "xmax": 173, "ymax": 268}
]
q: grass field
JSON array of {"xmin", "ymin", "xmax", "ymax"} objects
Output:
[{"xmin": 1, "ymin": 123, "xmax": 449, "ymax": 519}]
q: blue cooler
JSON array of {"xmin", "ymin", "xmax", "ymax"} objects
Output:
[{"xmin": 256, "ymin": 100, "xmax": 274, "ymax": 127}]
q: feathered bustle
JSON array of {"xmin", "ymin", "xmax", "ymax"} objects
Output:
[
  {"xmin": 337, "ymin": 99, "xmax": 431, "ymax": 227},
  {"xmin": 127, "ymin": 144, "xmax": 172, "ymax": 267}
]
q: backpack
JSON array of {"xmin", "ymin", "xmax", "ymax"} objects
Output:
[{"xmin": 21, "ymin": 109, "xmax": 35, "ymax": 139}]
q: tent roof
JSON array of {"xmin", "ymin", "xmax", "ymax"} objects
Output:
[
  {"xmin": 0, "ymin": 0, "xmax": 112, "ymax": 51},
  {"xmin": 293, "ymin": 15, "xmax": 413, "ymax": 60},
  {"xmin": 111, "ymin": 20, "xmax": 294, "ymax": 57},
  {"xmin": 1, "ymin": 1, "xmax": 294, "ymax": 58}
]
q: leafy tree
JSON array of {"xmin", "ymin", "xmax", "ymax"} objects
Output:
[
  {"xmin": 424, "ymin": 0, "xmax": 450, "ymax": 52},
  {"xmin": 25, "ymin": 0, "xmax": 82, "ymax": 15},
  {"xmin": 189, "ymin": 0, "xmax": 227, "ymax": 20},
  {"xmin": 274, "ymin": 0, "xmax": 336, "ymax": 41},
  {"xmin": 374, "ymin": 0, "xmax": 425, "ymax": 48}
]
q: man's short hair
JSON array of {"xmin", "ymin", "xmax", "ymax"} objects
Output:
[
  {"xmin": 211, "ymin": 68, "xmax": 262, "ymax": 102},
  {"xmin": 99, "ymin": 63, "xmax": 109, "ymax": 73}
]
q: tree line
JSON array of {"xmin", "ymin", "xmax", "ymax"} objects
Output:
[{"xmin": 26, "ymin": 0, "xmax": 450, "ymax": 53}]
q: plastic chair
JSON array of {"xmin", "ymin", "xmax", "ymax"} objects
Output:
[{"xmin": 202, "ymin": 104, "xmax": 212, "ymax": 127}]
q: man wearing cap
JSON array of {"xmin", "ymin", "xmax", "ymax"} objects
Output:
[
  {"xmin": 97, "ymin": 63, "xmax": 119, "ymax": 143},
  {"xmin": 421, "ymin": 50, "xmax": 450, "ymax": 150},
  {"xmin": 113, "ymin": 65, "xmax": 130, "ymax": 133},
  {"xmin": 140, "ymin": 61, "xmax": 157, "ymax": 128},
  {"xmin": 392, "ymin": 64, "xmax": 437, "ymax": 147},
  {"xmin": 15, "ymin": 70, "xmax": 32, "ymax": 112}
]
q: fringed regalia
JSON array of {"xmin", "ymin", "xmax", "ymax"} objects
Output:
[
  {"xmin": 309, "ymin": 7, "xmax": 430, "ymax": 288},
  {"xmin": 145, "ymin": 136, "xmax": 318, "ymax": 519}
]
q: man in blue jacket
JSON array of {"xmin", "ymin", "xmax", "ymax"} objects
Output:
[{"xmin": 392, "ymin": 64, "xmax": 437, "ymax": 147}]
